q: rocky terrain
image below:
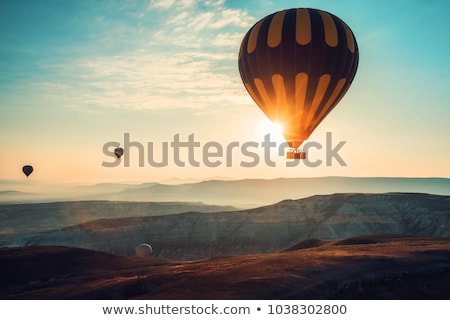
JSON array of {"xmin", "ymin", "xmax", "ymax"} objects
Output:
[
  {"xmin": 2, "ymin": 193, "xmax": 448, "ymax": 260},
  {"xmin": 1, "ymin": 234, "xmax": 449, "ymax": 299},
  {"xmin": 0, "ymin": 201, "xmax": 235, "ymax": 235}
]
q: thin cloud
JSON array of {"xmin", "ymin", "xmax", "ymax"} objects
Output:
[
  {"xmin": 213, "ymin": 32, "xmax": 244, "ymax": 47},
  {"xmin": 205, "ymin": 0, "xmax": 226, "ymax": 6},
  {"xmin": 186, "ymin": 12, "xmax": 215, "ymax": 31},
  {"xmin": 27, "ymin": 0, "xmax": 254, "ymax": 111},
  {"xmin": 148, "ymin": 0, "xmax": 176, "ymax": 10},
  {"xmin": 148, "ymin": 0, "xmax": 198, "ymax": 10},
  {"xmin": 210, "ymin": 9, "xmax": 253, "ymax": 28},
  {"xmin": 37, "ymin": 51, "xmax": 247, "ymax": 110},
  {"xmin": 164, "ymin": 5, "xmax": 253, "ymax": 29}
]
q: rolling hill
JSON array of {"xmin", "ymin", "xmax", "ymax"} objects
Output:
[
  {"xmin": 2, "ymin": 193, "xmax": 448, "ymax": 260},
  {"xmin": 1, "ymin": 234, "xmax": 449, "ymax": 299},
  {"xmin": 0, "ymin": 201, "xmax": 235, "ymax": 235}
]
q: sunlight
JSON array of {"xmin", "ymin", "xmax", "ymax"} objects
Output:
[{"xmin": 258, "ymin": 119, "xmax": 286, "ymax": 143}]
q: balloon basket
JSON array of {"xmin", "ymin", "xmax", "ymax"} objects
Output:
[{"xmin": 287, "ymin": 150, "xmax": 306, "ymax": 159}]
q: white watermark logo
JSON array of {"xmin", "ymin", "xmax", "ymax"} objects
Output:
[{"xmin": 102, "ymin": 132, "xmax": 347, "ymax": 168}]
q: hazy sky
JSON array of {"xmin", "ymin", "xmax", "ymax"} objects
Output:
[{"xmin": 1, "ymin": 0, "xmax": 449, "ymax": 183}]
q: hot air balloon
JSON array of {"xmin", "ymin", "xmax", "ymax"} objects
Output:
[
  {"xmin": 22, "ymin": 165, "xmax": 33, "ymax": 177},
  {"xmin": 238, "ymin": 8, "xmax": 359, "ymax": 159},
  {"xmin": 135, "ymin": 243, "xmax": 153, "ymax": 257},
  {"xmin": 114, "ymin": 147, "xmax": 124, "ymax": 159}
]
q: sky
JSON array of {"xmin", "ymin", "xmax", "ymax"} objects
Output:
[{"xmin": 0, "ymin": 0, "xmax": 449, "ymax": 183}]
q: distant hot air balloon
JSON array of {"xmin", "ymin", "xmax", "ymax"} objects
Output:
[
  {"xmin": 114, "ymin": 147, "xmax": 124, "ymax": 159},
  {"xmin": 22, "ymin": 165, "xmax": 33, "ymax": 178},
  {"xmin": 135, "ymin": 243, "xmax": 153, "ymax": 257},
  {"xmin": 238, "ymin": 8, "xmax": 359, "ymax": 158}
]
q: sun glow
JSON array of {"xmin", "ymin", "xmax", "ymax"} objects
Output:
[{"xmin": 258, "ymin": 119, "xmax": 286, "ymax": 143}]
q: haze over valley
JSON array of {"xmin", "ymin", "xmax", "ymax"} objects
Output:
[
  {"xmin": 1, "ymin": 176, "xmax": 449, "ymax": 207},
  {"xmin": 1, "ymin": 192, "xmax": 448, "ymax": 261}
]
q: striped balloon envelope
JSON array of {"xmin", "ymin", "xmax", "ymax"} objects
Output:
[{"xmin": 238, "ymin": 8, "xmax": 359, "ymax": 150}]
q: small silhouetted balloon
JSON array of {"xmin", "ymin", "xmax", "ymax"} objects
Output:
[
  {"xmin": 114, "ymin": 147, "xmax": 124, "ymax": 159},
  {"xmin": 22, "ymin": 165, "xmax": 33, "ymax": 177},
  {"xmin": 135, "ymin": 243, "xmax": 153, "ymax": 257}
]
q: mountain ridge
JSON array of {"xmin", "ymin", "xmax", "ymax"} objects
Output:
[
  {"xmin": 1, "ymin": 176, "xmax": 449, "ymax": 207},
  {"xmin": 2, "ymin": 192, "xmax": 448, "ymax": 260},
  {"xmin": 0, "ymin": 201, "xmax": 236, "ymax": 235}
]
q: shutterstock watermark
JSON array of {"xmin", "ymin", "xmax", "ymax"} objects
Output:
[{"xmin": 101, "ymin": 132, "xmax": 347, "ymax": 168}]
